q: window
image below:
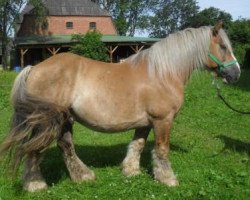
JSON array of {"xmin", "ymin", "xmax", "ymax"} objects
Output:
[
  {"xmin": 89, "ymin": 22, "xmax": 96, "ymax": 30},
  {"xmin": 66, "ymin": 22, "xmax": 73, "ymax": 29}
]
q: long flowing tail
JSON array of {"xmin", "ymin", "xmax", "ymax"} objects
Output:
[{"xmin": 0, "ymin": 66, "xmax": 70, "ymax": 172}]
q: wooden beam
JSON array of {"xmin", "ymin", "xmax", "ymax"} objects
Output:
[
  {"xmin": 138, "ymin": 45, "xmax": 145, "ymax": 52},
  {"xmin": 47, "ymin": 47, "xmax": 61, "ymax": 55},
  {"xmin": 130, "ymin": 45, "xmax": 137, "ymax": 53},
  {"xmin": 107, "ymin": 46, "xmax": 118, "ymax": 63},
  {"xmin": 130, "ymin": 45, "xmax": 145, "ymax": 53},
  {"xmin": 20, "ymin": 48, "xmax": 29, "ymax": 67}
]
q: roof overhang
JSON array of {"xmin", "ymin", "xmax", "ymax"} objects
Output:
[{"xmin": 14, "ymin": 35, "xmax": 160, "ymax": 48}]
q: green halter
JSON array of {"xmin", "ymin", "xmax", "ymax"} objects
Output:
[{"xmin": 208, "ymin": 53, "xmax": 237, "ymax": 72}]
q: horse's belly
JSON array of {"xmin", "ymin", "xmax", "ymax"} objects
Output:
[
  {"xmin": 71, "ymin": 99, "xmax": 149, "ymax": 132},
  {"xmin": 77, "ymin": 117, "xmax": 149, "ymax": 132}
]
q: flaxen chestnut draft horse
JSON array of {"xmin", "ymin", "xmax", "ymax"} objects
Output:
[{"xmin": 0, "ymin": 23, "xmax": 240, "ymax": 192}]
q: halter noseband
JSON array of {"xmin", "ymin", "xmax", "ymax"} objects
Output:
[{"xmin": 208, "ymin": 53, "xmax": 237, "ymax": 72}]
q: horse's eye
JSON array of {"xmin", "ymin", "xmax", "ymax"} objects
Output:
[{"xmin": 220, "ymin": 44, "xmax": 227, "ymax": 51}]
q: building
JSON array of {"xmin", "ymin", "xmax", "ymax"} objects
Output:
[
  {"xmin": 14, "ymin": 0, "xmax": 158, "ymax": 67},
  {"xmin": 16, "ymin": 0, "xmax": 117, "ymax": 36}
]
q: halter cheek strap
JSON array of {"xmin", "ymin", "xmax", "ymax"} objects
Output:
[{"xmin": 208, "ymin": 53, "xmax": 237, "ymax": 72}]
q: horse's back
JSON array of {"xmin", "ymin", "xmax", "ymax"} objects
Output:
[{"xmin": 25, "ymin": 52, "xmax": 147, "ymax": 108}]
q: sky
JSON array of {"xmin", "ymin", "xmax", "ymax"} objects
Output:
[{"xmin": 197, "ymin": 0, "xmax": 250, "ymax": 20}]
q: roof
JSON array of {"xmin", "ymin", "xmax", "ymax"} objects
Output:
[
  {"xmin": 22, "ymin": 0, "xmax": 110, "ymax": 16},
  {"xmin": 15, "ymin": 35, "xmax": 160, "ymax": 46}
]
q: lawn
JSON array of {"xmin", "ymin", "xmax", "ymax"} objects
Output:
[{"xmin": 0, "ymin": 70, "xmax": 249, "ymax": 200}]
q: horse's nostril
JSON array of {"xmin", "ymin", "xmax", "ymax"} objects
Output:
[
  {"xmin": 226, "ymin": 75, "xmax": 233, "ymax": 83},
  {"xmin": 226, "ymin": 75, "xmax": 239, "ymax": 83}
]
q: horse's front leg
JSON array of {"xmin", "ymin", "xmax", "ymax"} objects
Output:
[
  {"xmin": 122, "ymin": 127, "xmax": 150, "ymax": 176},
  {"xmin": 152, "ymin": 118, "xmax": 178, "ymax": 186}
]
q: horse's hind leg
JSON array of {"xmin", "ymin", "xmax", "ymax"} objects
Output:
[
  {"xmin": 122, "ymin": 127, "xmax": 150, "ymax": 176},
  {"xmin": 22, "ymin": 152, "xmax": 48, "ymax": 192},
  {"xmin": 57, "ymin": 119, "xmax": 95, "ymax": 182}
]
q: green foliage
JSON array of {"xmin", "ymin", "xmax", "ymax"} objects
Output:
[
  {"xmin": 115, "ymin": 13, "xmax": 129, "ymax": 36},
  {"xmin": 232, "ymin": 43, "xmax": 250, "ymax": 67},
  {"xmin": 97, "ymin": 0, "xmax": 199, "ymax": 37},
  {"xmin": 28, "ymin": 0, "xmax": 48, "ymax": 29},
  {"xmin": 0, "ymin": 70, "xmax": 250, "ymax": 199},
  {"xmin": 70, "ymin": 31, "xmax": 109, "ymax": 62},
  {"xmin": 0, "ymin": 71, "xmax": 16, "ymax": 111},
  {"xmin": 228, "ymin": 19, "xmax": 250, "ymax": 45},
  {"xmin": 183, "ymin": 7, "xmax": 233, "ymax": 30},
  {"xmin": 0, "ymin": 0, "xmax": 26, "ymax": 34},
  {"xmin": 149, "ymin": 0, "xmax": 199, "ymax": 37},
  {"xmin": 0, "ymin": 0, "xmax": 27, "ymax": 69},
  {"xmin": 0, "ymin": 0, "xmax": 45, "ymax": 70},
  {"xmin": 93, "ymin": 0, "xmax": 155, "ymax": 36},
  {"xmin": 228, "ymin": 19, "xmax": 250, "ymax": 68}
]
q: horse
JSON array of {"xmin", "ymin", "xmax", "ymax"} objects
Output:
[{"xmin": 0, "ymin": 23, "xmax": 240, "ymax": 192}]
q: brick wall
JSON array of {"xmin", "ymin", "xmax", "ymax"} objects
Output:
[{"xmin": 17, "ymin": 15, "xmax": 117, "ymax": 36}]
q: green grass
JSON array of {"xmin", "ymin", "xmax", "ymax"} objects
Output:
[{"xmin": 0, "ymin": 70, "xmax": 249, "ymax": 200}]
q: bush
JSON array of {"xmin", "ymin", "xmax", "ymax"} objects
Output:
[
  {"xmin": 233, "ymin": 44, "xmax": 250, "ymax": 68},
  {"xmin": 242, "ymin": 47, "xmax": 250, "ymax": 69},
  {"xmin": 228, "ymin": 19, "xmax": 250, "ymax": 68},
  {"xmin": 70, "ymin": 31, "xmax": 109, "ymax": 62}
]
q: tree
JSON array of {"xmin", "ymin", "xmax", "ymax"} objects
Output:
[
  {"xmin": 228, "ymin": 19, "xmax": 250, "ymax": 45},
  {"xmin": 92, "ymin": 0, "xmax": 154, "ymax": 36},
  {"xmin": 0, "ymin": 0, "xmax": 46, "ymax": 70},
  {"xmin": 70, "ymin": 31, "xmax": 109, "ymax": 62},
  {"xmin": 148, "ymin": 0, "xmax": 199, "ymax": 38},
  {"xmin": 228, "ymin": 19, "xmax": 250, "ymax": 67},
  {"xmin": 183, "ymin": 7, "xmax": 233, "ymax": 30},
  {"xmin": 28, "ymin": 0, "xmax": 48, "ymax": 29},
  {"xmin": 0, "ymin": 0, "xmax": 27, "ymax": 70}
]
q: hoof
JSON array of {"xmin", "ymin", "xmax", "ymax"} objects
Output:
[
  {"xmin": 122, "ymin": 159, "xmax": 141, "ymax": 177},
  {"xmin": 72, "ymin": 170, "xmax": 96, "ymax": 182},
  {"xmin": 23, "ymin": 180, "xmax": 48, "ymax": 192},
  {"xmin": 80, "ymin": 170, "xmax": 96, "ymax": 181},
  {"xmin": 153, "ymin": 166, "xmax": 179, "ymax": 187},
  {"xmin": 154, "ymin": 174, "xmax": 179, "ymax": 187},
  {"xmin": 161, "ymin": 177, "xmax": 179, "ymax": 187},
  {"xmin": 122, "ymin": 167, "xmax": 141, "ymax": 177}
]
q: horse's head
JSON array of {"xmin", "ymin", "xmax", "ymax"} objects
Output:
[{"xmin": 207, "ymin": 22, "xmax": 241, "ymax": 84}]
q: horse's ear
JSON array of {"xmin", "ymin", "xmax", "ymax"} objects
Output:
[{"xmin": 212, "ymin": 21, "xmax": 223, "ymax": 36}]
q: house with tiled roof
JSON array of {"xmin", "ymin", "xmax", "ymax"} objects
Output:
[
  {"xmin": 14, "ymin": 0, "xmax": 158, "ymax": 67},
  {"xmin": 17, "ymin": 0, "xmax": 117, "ymax": 36}
]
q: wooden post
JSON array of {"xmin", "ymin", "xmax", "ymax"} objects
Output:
[
  {"xmin": 47, "ymin": 47, "xmax": 61, "ymax": 55},
  {"xmin": 107, "ymin": 45, "xmax": 118, "ymax": 63},
  {"xmin": 20, "ymin": 48, "xmax": 29, "ymax": 67},
  {"xmin": 130, "ymin": 45, "xmax": 144, "ymax": 53}
]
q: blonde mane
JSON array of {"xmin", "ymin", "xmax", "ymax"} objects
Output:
[{"xmin": 129, "ymin": 26, "xmax": 232, "ymax": 82}]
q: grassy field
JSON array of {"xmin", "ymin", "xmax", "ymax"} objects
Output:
[{"xmin": 0, "ymin": 70, "xmax": 249, "ymax": 200}]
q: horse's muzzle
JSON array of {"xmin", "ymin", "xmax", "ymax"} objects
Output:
[{"xmin": 221, "ymin": 65, "xmax": 241, "ymax": 84}]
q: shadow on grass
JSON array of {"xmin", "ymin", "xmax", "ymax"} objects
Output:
[
  {"xmin": 216, "ymin": 135, "xmax": 250, "ymax": 156},
  {"xmin": 41, "ymin": 141, "xmax": 188, "ymax": 186}
]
